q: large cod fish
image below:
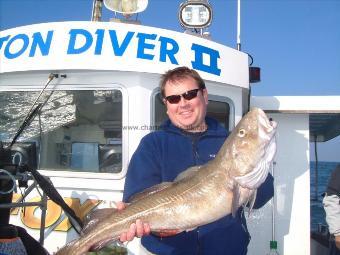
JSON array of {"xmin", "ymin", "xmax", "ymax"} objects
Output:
[{"xmin": 56, "ymin": 107, "xmax": 277, "ymax": 255}]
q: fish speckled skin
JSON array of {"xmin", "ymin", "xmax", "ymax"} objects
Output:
[{"xmin": 55, "ymin": 107, "xmax": 277, "ymax": 255}]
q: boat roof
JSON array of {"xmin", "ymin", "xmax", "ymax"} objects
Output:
[
  {"xmin": 0, "ymin": 21, "xmax": 249, "ymax": 89},
  {"xmin": 309, "ymin": 114, "xmax": 340, "ymax": 142},
  {"xmin": 251, "ymin": 96, "xmax": 340, "ymax": 142}
]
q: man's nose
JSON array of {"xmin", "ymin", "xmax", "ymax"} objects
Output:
[{"xmin": 178, "ymin": 96, "xmax": 190, "ymax": 107}]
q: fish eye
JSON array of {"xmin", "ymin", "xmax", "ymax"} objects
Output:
[{"xmin": 238, "ymin": 128, "xmax": 246, "ymax": 137}]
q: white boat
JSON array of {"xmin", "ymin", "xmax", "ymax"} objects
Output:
[{"xmin": 0, "ymin": 1, "xmax": 339, "ymax": 254}]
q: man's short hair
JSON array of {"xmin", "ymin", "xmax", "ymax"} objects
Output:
[{"xmin": 160, "ymin": 66, "xmax": 206, "ymax": 98}]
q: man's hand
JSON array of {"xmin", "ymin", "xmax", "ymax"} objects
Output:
[
  {"xmin": 335, "ymin": 235, "xmax": 340, "ymax": 250},
  {"xmin": 116, "ymin": 201, "xmax": 151, "ymax": 242}
]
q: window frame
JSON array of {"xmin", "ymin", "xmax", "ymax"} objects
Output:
[{"xmin": 0, "ymin": 84, "xmax": 129, "ymax": 180}]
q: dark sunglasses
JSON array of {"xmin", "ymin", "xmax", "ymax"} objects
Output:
[{"xmin": 164, "ymin": 88, "xmax": 202, "ymax": 104}]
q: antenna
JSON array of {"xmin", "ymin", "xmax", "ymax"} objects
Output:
[
  {"xmin": 237, "ymin": 0, "xmax": 241, "ymax": 51},
  {"xmin": 91, "ymin": 0, "xmax": 103, "ymax": 21}
]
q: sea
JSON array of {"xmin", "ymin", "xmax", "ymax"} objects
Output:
[{"xmin": 310, "ymin": 161, "xmax": 339, "ymax": 231}]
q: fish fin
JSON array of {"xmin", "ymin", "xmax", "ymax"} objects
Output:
[
  {"xmin": 128, "ymin": 182, "xmax": 173, "ymax": 203},
  {"xmin": 234, "ymin": 160, "xmax": 269, "ymax": 189},
  {"xmin": 247, "ymin": 189, "xmax": 257, "ymax": 217},
  {"xmin": 89, "ymin": 238, "xmax": 117, "ymax": 251},
  {"xmin": 231, "ymin": 183, "xmax": 241, "ymax": 217},
  {"xmin": 174, "ymin": 166, "xmax": 201, "ymax": 182},
  {"xmin": 231, "ymin": 184, "xmax": 257, "ymax": 217},
  {"xmin": 82, "ymin": 208, "xmax": 117, "ymax": 235}
]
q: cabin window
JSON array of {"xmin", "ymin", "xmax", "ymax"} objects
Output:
[
  {"xmin": 0, "ymin": 90, "xmax": 123, "ymax": 174},
  {"xmin": 153, "ymin": 92, "xmax": 231, "ymax": 130}
]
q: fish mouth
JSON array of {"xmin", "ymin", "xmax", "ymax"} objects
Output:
[
  {"xmin": 257, "ymin": 109, "xmax": 277, "ymax": 131},
  {"xmin": 258, "ymin": 112, "xmax": 277, "ymax": 142},
  {"xmin": 269, "ymin": 118, "xmax": 278, "ymax": 130}
]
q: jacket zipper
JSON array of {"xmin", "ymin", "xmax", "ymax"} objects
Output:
[
  {"xmin": 191, "ymin": 136, "xmax": 201, "ymax": 255},
  {"xmin": 192, "ymin": 139, "xmax": 200, "ymax": 164}
]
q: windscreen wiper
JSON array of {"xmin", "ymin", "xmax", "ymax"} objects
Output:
[
  {"xmin": 10, "ymin": 103, "xmax": 43, "ymax": 147},
  {"xmin": 9, "ymin": 73, "xmax": 58, "ymax": 147}
]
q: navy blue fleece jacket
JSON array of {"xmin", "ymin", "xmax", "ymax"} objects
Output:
[{"xmin": 123, "ymin": 117, "xmax": 274, "ymax": 255}]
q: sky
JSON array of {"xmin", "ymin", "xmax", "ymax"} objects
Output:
[{"xmin": 0, "ymin": 0, "xmax": 339, "ymax": 161}]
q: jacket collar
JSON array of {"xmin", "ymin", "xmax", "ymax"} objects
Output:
[{"xmin": 160, "ymin": 117, "xmax": 227, "ymax": 137}]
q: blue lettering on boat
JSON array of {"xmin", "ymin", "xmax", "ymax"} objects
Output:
[
  {"xmin": 67, "ymin": 29, "xmax": 93, "ymax": 54},
  {"xmin": 0, "ymin": 28, "xmax": 221, "ymax": 76},
  {"xmin": 191, "ymin": 44, "xmax": 221, "ymax": 76},
  {"xmin": 1, "ymin": 31, "xmax": 53, "ymax": 59}
]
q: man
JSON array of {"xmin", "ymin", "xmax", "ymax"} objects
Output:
[
  {"xmin": 120, "ymin": 66, "xmax": 274, "ymax": 254},
  {"xmin": 323, "ymin": 164, "xmax": 340, "ymax": 255}
]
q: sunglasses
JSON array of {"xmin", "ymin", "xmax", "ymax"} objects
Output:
[{"xmin": 164, "ymin": 88, "xmax": 202, "ymax": 104}]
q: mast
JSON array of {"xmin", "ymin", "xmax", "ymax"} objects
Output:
[{"xmin": 237, "ymin": 0, "xmax": 241, "ymax": 51}]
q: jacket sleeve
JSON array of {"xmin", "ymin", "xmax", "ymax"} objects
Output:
[
  {"xmin": 326, "ymin": 165, "xmax": 340, "ymax": 196},
  {"xmin": 323, "ymin": 194, "xmax": 340, "ymax": 236},
  {"xmin": 252, "ymin": 173, "xmax": 274, "ymax": 209},
  {"xmin": 123, "ymin": 134, "xmax": 162, "ymax": 202}
]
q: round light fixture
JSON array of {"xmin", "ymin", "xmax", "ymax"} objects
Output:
[{"xmin": 178, "ymin": 0, "xmax": 213, "ymax": 29}]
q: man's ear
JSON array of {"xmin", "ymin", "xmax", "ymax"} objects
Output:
[{"xmin": 203, "ymin": 89, "xmax": 209, "ymax": 105}]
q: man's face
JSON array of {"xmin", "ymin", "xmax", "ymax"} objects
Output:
[{"xmin": 163, "ymin": 76, "xmax": 208, "ymax": 132}]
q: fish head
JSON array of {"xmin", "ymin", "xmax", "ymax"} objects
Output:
[{"xmin": 225, "ymin": 107, "xmax": 277, "ymax": 189}]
